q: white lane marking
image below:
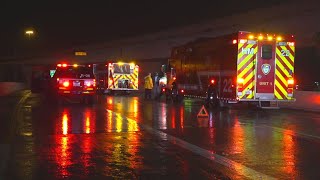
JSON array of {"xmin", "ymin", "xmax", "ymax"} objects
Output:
[
  {"xmin": 263, "ymin": 125, "xmax": 320, "ymax": 141},
  {"xmin": 106, "ymin": 109, "xmax": 275, "ymax": 180}
]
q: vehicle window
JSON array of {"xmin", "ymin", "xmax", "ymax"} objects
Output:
[
  {"xmin": 54, "ymin": 67, "xmax": 93, "ymax": 79},
  {"xmin": 113, "ymin": 64, "xmax": 130, "ymax": 74},
  {"xmin": 262, "ymin": 45, "xmax": 272, "ymax": 59}
]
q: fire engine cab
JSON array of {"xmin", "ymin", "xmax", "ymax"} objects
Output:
[{"xmin": 52, "ymin": 63, "xmax": 96, "ymax": 104}]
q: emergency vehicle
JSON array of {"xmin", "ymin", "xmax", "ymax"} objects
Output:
[
  {"xmin": 93, "ymin": 62, "xmax": 139, "ymax": 94},
  {"xmin": 52, "ymin": 63, "xmax": 96, "ymax": 104},
  {"xmin": 167, "ymin": 31, "xmax": 295, "ymax": 107}
]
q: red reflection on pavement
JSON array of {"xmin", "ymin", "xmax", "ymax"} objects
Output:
[
  {"xmin": 132, "ymin": 97, "xmax": 139, "ymax": 119},
  {"xmin": 171, "ymin": 108, "xmax": 176, "ymax": 129},
  {"xmin": 83, "ymin": 109, "xmax": 95, "ymax": 134},
  {"xmin": 62, "ymin": 113, "xmax": 68, "ymax": 135},
  {"xmin": 106, "ymin": 110, "xmax": 113, "ymax": 132},
  {"xmin": 282, "ymin": 129, "xmax": 296, "ymax": 176},
  {"xmin": 55, "ymin": 110, "xmax": 72, "ymax": 177},
  {"xmin": 231, "ymin": 117, "xmax": 244, "ymax": 155},
  {"xmin": 85, "ymin": 117, "xmax": 90, "ymax": 134},
  {"xmin": 180, "ymin": 106, "xmax": 184, "ymax": 129},
  {"xmin": 127, "ymin": 132, "xmax": 142, "ymax": 169}
]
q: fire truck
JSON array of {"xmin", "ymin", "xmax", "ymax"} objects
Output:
[
  {"xmin": 167, "ymin": 31, "xmax": 296, "ymax": 107},
  {"xmin": 93, "ymin": 62, "xmax": 139, "ymax": 94}
]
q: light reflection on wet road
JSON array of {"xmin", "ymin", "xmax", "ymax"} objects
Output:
[{"xmin": 7, "ymin": 94, "xmax": 320, "ymax": 179}]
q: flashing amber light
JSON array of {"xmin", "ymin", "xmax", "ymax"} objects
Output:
[
  {"xmin": 63, "ymin": 81, "xmax": 70, "ymax": 87},
  {"xmin": 267, "ymin": 36, "xmax": 273, "ymax": 41},
  {"xmin": 118, "ymin": 62, "xmax": 124, "ymax": 66},
  {"xmin": 237, "ymin": 78, "xmax": 244, "ymax": 84},
  {"xmin": 73, "ymin": 64, "xmax": 78, "ymax": 67},
  {"xmin": 258, "ymin": 35, "xmax": 263, "ymax": 40},
  {"xmin": 288, "ymin": 79, "xmax": 294, "ymax": 85},
  {"xmin": 232, "ymin": 39, "xmax": 237, "ymax": 44},
  {"xmin": 130, "ymin": 63, "xmax": 135, "ymax": 67},
  {"xmin": 248, "ymin": 35, "xmax": 254, "ymax": 39},
  {"xmin": 277, "ymin": 36, "xmax": 282, "ymax": 41},
  {"xmin": 62, "ymin": 64, "xmax": 67, "ymax": 67}
]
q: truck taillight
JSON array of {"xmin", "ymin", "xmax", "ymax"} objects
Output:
[
  {"xmin": 85, "ymin": 80, "xmax": 95, "ymax": 87},
  {"xmin": 63, "ymin": 81, "xmax": 70, "ymax": 87},
  {"xmin": 237, "ymin": 78, "xmax": 244, "ymax": 92},
  {"xmin": 237, "ymin": 78, "xmax": 244, "ymax": 88},
  {"xmin": 287, "ymin": 78, "xmax": 294, "ymax": 88},
  {"xmin": 180, "ymin": 89, "xmax": 184, "ymax": 93}
]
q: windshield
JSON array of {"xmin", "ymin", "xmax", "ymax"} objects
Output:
[{"xmin": 54, "ymin": 66, "xmax": 94, "ymax": 79}]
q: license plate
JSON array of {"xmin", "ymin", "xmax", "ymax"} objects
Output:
[
  {"xmin": 73, "ymin": 82, "xmax": 80, "ymax": 86},
  {"xmin": 72, "ymin": 91, "xmax": 81, "ymax": 94}
]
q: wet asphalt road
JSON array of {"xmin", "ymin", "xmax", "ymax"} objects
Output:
[{"xmin": 4, "ymin": 92, "xmax": 320, "ymax": 179}]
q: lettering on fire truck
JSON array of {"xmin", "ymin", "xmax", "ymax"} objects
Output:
[{"xmin": 241, "ymin": 47, "xmax": 255, "ymax": 55}]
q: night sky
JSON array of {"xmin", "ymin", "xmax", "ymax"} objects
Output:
[{"xmin": 1, "ymin": 0, "xmax": 286, "ymax": 56}]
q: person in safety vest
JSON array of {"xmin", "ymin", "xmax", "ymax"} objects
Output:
[{"xmin": 144, "ymin": 73, "xmax": 153, "ymax": 99}]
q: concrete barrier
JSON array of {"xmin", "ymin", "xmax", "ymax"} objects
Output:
[
  {"xmin": 0, "ymin": 82, "xmax": 25, "ymax": 96},
  {"xmin": 279, "ymin": 91, "xmax": 320, "ymax": 112}
]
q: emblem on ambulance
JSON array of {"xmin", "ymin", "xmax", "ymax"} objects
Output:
[{"xmin": 261, "ymin": 64, "xmax": 271, "ymax": 75}]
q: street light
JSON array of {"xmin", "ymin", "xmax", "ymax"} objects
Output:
[{"xmin": 25, "ymin": 29, "xmax": 34, "ymax": 38}]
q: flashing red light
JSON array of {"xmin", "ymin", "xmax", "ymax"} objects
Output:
[
  {"xmin": 232, "ymin": 39, "xmax": 237, "ymax": 44},
  {"xmin": 181, "ymin": 89, "xmax": 184, "ymax": 93},
  {"xmin": 210, "ymin": 79, "xmax": 215, "ymax": 84},
  {"xmin": 162, "ymin": 88, "xmax": 166, "ymax": 92},
  {"xmin": 62, "ymin": 64, "xmax": 67, "ymax": 67},
  {"xmin": 57, "ymin": 64, "xmax": 62, "ymax": 67},
  {"xmin": 173, "ymin": 77, "xmax": 176, "ymax": 81},
  {"xmin": 63, "ymin": 81, "xmax": 70, "ymax": 87},
  {"xmin": 88, "ymin": 65, "xmax": 91, "ymax": 67},
  {"xmin": 288, "ymin": 79, "xmax": 294, "ymax": 85}
]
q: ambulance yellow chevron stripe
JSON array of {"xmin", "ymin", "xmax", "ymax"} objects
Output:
[
  {"xmin": 237, "ymin": 42, "xmax": 257, "ymax": 99},
  {"xmin": 108, "ymin": 66, "xmax": 139, "ymax": 90},
  {"xmin": 275, "ymin": 45, "xmax": 295, "ymax": 100}
]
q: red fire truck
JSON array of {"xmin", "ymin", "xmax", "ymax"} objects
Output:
[{"xmin": 168, "ymin": 31, "xmax": 296, "ymax": 107}]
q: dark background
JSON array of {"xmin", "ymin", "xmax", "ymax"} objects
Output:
[{"xmin": 1, "ymin": 0, "xmax": 286, "ymax": 55}]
